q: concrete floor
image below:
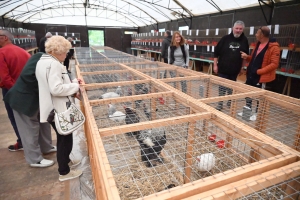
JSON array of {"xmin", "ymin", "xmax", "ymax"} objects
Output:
[{"xmin": 0, "ymin": 92, "xmax": 95, "ymax": 199}]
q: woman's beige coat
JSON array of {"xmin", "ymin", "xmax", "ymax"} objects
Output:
[{"xmin": 36, "ymin": 54, "xmax": 79, "ymax": 123}]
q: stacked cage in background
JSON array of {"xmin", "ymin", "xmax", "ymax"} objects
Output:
[
  {"xmin": 0, "ymin": 27, "xmax": 37, "ymax": 50},
  {"xmin": 75, "ymin": 47, "xmax": 300, "ymax": 200},
  {"xmin": 132, "ymin": 24, "xmax": 300, "ymax": 75}
]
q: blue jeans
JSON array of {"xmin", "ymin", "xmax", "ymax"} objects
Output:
[{"xmin": 2, "ymin": 88, "xmax": 22, "ymax": 145}]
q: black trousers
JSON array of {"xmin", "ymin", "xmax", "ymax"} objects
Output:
[
  {"xmin": 217, "ymin": 73, "xmax": 238, "ymax": 108},
  {"xmin": 50, "ymin": 122, "xmax": 73, "ymax": 175}
]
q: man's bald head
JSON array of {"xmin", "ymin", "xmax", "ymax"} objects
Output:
[{"xmin": 260, "ymin": 26, "xmax": 270, "ymax": 38}]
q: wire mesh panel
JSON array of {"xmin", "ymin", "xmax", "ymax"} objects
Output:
[
  {"xmin": 78, "ymin": 64, "xmax": 124, "ymax": 72},
  {"xmin": 205, "ymin": 94, "xmax": 300, "ymax": 150},
  {"xmin": 98, "ymin": 116, "xmax": 281, "ymax": 200},
  {"xmin": 163, "ymin": 76, "xmax": 247, "ymax": 97},
  {"xmin": 184, "ymin": 161, "xmax": 300, "ymax": 200},
  {"xmin": 126, "ymin": 62, "xmax": 162, "ymax": 70},
  {"xmin": 139, "ymin": 68, "xmax": 193, "ymax": 80},
  {"xmin": 82, "ymin": 71, "xmax": 144, "ymax": 84},
  {"xmin": 86, "ymin": 81, "xmax": 167, "ymax": 101},
  {"xmin": 92, "ymin": 95, "xmax": 192, "ymax": 129}
]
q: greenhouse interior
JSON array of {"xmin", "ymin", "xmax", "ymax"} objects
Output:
[{"xmin": 0, "ymin": 0, "xmax": 300, "ymax": 200}]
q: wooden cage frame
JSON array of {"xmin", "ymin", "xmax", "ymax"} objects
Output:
[{"xmin": 74, "ymin": 47, "xmax": 300, "ymax": 200}]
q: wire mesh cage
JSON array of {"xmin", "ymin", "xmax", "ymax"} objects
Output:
[
  {"xmin": 204, "ymin": 93, "xmax": 300, "ymax": 151},
  {"xmin": 184, "ymin": 161, "xmax": 300, "ymax": 200},
  {"xmin": 163, "ymin": 76, "xmax": 248, "ymax": 97},
  {"xmin": 81, "ymin": 70, "xmax": 145, "ymax": 84},
  {"xmin": 138, "ymin": 67, "xmax": 194, "ymax": 80},
  {"xmin": 78, "ymin": 64, "xmax": 125, "ymax": 72},
  {"xmin": 91, "ymin": 92, "xmax": 195, "ymax": 129},
  {"xmin": 86, "ymin": 80, "xmax": 167, "ymax": 101},
  {"xmin": 96, "ymin": 113, "xmax": 288, "ymax": 200},
  {"xmin": 76, "ymin": 47, "xmax": 300, "ymax": 200},
  {"xmin": 125, "ymin": 62, "xmax": 162, "ymax": 70}
]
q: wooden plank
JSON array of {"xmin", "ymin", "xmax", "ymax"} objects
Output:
[
  {"xmin": 138, "ymin": 154, "xmax": 297, "ymax": 200},
  {"xmin": 199, "ymin": 91, "xmax": 265, "ymax": 104},
  {"xmin": 99, "ymin": 112, "xmax": 212, "ymax": 137},
  {"xmin": 265, "ymin": 90, "xmax": 300, "ymax": 106},
  {"xmin": 81, "ymin": 69, "xmax": 130, "ymax": 75},
  {"xmin": 81, "ymin": 88, "xmax": 120, "ymax": 200},
  {"xmin": 184, "ymin": 121, "xmax": 196, "ymax": 184},
  {"xmin": 162, "ymin": 76, "xmax": 207, "ymax": 83},
  {"xmin": 137, "ymin": 66, "xmax": 176, "ymax": 72},
  {"xmin": 182, "ymin": 161, "xmax": 300, "ymax": 200},
  {"xmin": 265, "ymin": 96, "xmax": 300, "ymax": 113},
  {"xmin": 89, "ymin": 91, "xmax": 174, "ymax": 106}
]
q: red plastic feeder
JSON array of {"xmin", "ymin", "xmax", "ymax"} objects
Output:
[
  {"xmin": 208, "ymin": 134, "xmax": 216, "ymax": 142},
  {"xmin": 216, "ymin": 140, "xmax": 225, "ymax": 148},
  {"xmin": 158, "ymin": 97, "xmax": 165, "ymax": 105}
]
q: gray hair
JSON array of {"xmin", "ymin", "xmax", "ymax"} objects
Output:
[
  {"xmin": 66, "ymin": 37, "xmax": 73, "ymax": 42},
  {"xmin": 234, "ymin": 20, "xmax": 245, "ymax": 28},
  {"xmin": 0, "ymin": 29, "xmax": 14, "ymax": 41},
  {"xmin": 45, "ymin": 32, "xmax": 52, "ymax": 38}
]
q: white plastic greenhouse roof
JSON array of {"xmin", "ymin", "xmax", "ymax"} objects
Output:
[{"xmin": 0, "ymin": 0, "xmax": 294, "ymax": 27}]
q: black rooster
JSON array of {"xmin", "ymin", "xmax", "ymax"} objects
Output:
[
  {"xmin": 137, "ymin": 128, "xmax": 167, "ymax": 167},
  {"xmin": 124, "ymin": 107, "xmax": 140, "ymax": 137}
]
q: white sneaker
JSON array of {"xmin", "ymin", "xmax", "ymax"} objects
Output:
[
  {"xmin": 250, "ymin": 113, "xmax": 257, "ymax": 121},
  {"xmin": 30, "ymin": 159, "xmax": 54, "ymax": 168},
  {"xmin": 59, "ymin": 169, "xmax": 83, "ymax": 182},
  {"xmin": 68, "ymin": 159, "xmax": 81, "ymax": 168},
  {"xmin": 238, "ymin": 112, "xmax": 243, "ymax": 116}
]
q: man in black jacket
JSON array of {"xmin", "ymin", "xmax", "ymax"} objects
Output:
[
  {"xmin": 214, "ymin": 20, "xmax": 249, "ymax": 110},
  {"xmin": 39, "ymin": 32, "xmax": 52, "ymax": 53},
  {"xmin": 161, "ymin": 30, "xmax": 172, "ymax": 63}
]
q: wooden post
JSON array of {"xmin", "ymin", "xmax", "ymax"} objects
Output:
[
  {"xmin": 255, "ymin": 99, "xmax": 270, "ymax": 134},
  {"xmin": 293, "ymin": 119, "xmax": 300, "ymax": 151},
  {"xmin": 151, "ymin": 86, "xmax": 157, "ymax": 120},
  {"xmin": 184, "ymin": 117, "xmax": 196, "ymax": 184},
  {"xmin": 187, "ymin": 80, "xmax": 192, "ymax": 96},
  {"xmin": 202, "ymin": 79, "xmax": 211, "ymax": 132}
]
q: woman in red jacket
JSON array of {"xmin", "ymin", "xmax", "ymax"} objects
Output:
[{"xmin": 240, "ymin": 26, "xmax": 280, "ymax": 121}]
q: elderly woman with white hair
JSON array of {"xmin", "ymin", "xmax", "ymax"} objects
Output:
[{"xmin": 36, "ymin": 35, "xmax": 83, "ymax": 181}]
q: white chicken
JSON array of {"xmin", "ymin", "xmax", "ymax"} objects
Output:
[
  {"xmin": 100, "ymin": 86, "xmax": 122, "ymax": 99},
  {"xmin": 108, "ymin": 104, "xmax": 126, "ymax": 122},
  {"xmin": 196, "ymin": 153, "xmax": 215, "ymax": 171}
]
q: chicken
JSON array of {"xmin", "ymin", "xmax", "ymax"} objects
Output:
[
  {"xmin": 108, "ymin": 104, "xmax": 125, "ymax": 123},
  {"xmin": 100, "ymin": 86, "xmax": 122, "ymax": 99},
  {"xmin": 143, "ymin": 103, "xmax": 158, "ymax": 120},
  {"xmin": 124, "ymin": 107, "xmax": 140, "ymax": 137},
  {"xmin": 137, "ymin": 127, "xmax": 167, "ymax": 167},
  {"xmin": 196, "ymin": 153, "xmax": 215, "ymax": 171}
]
